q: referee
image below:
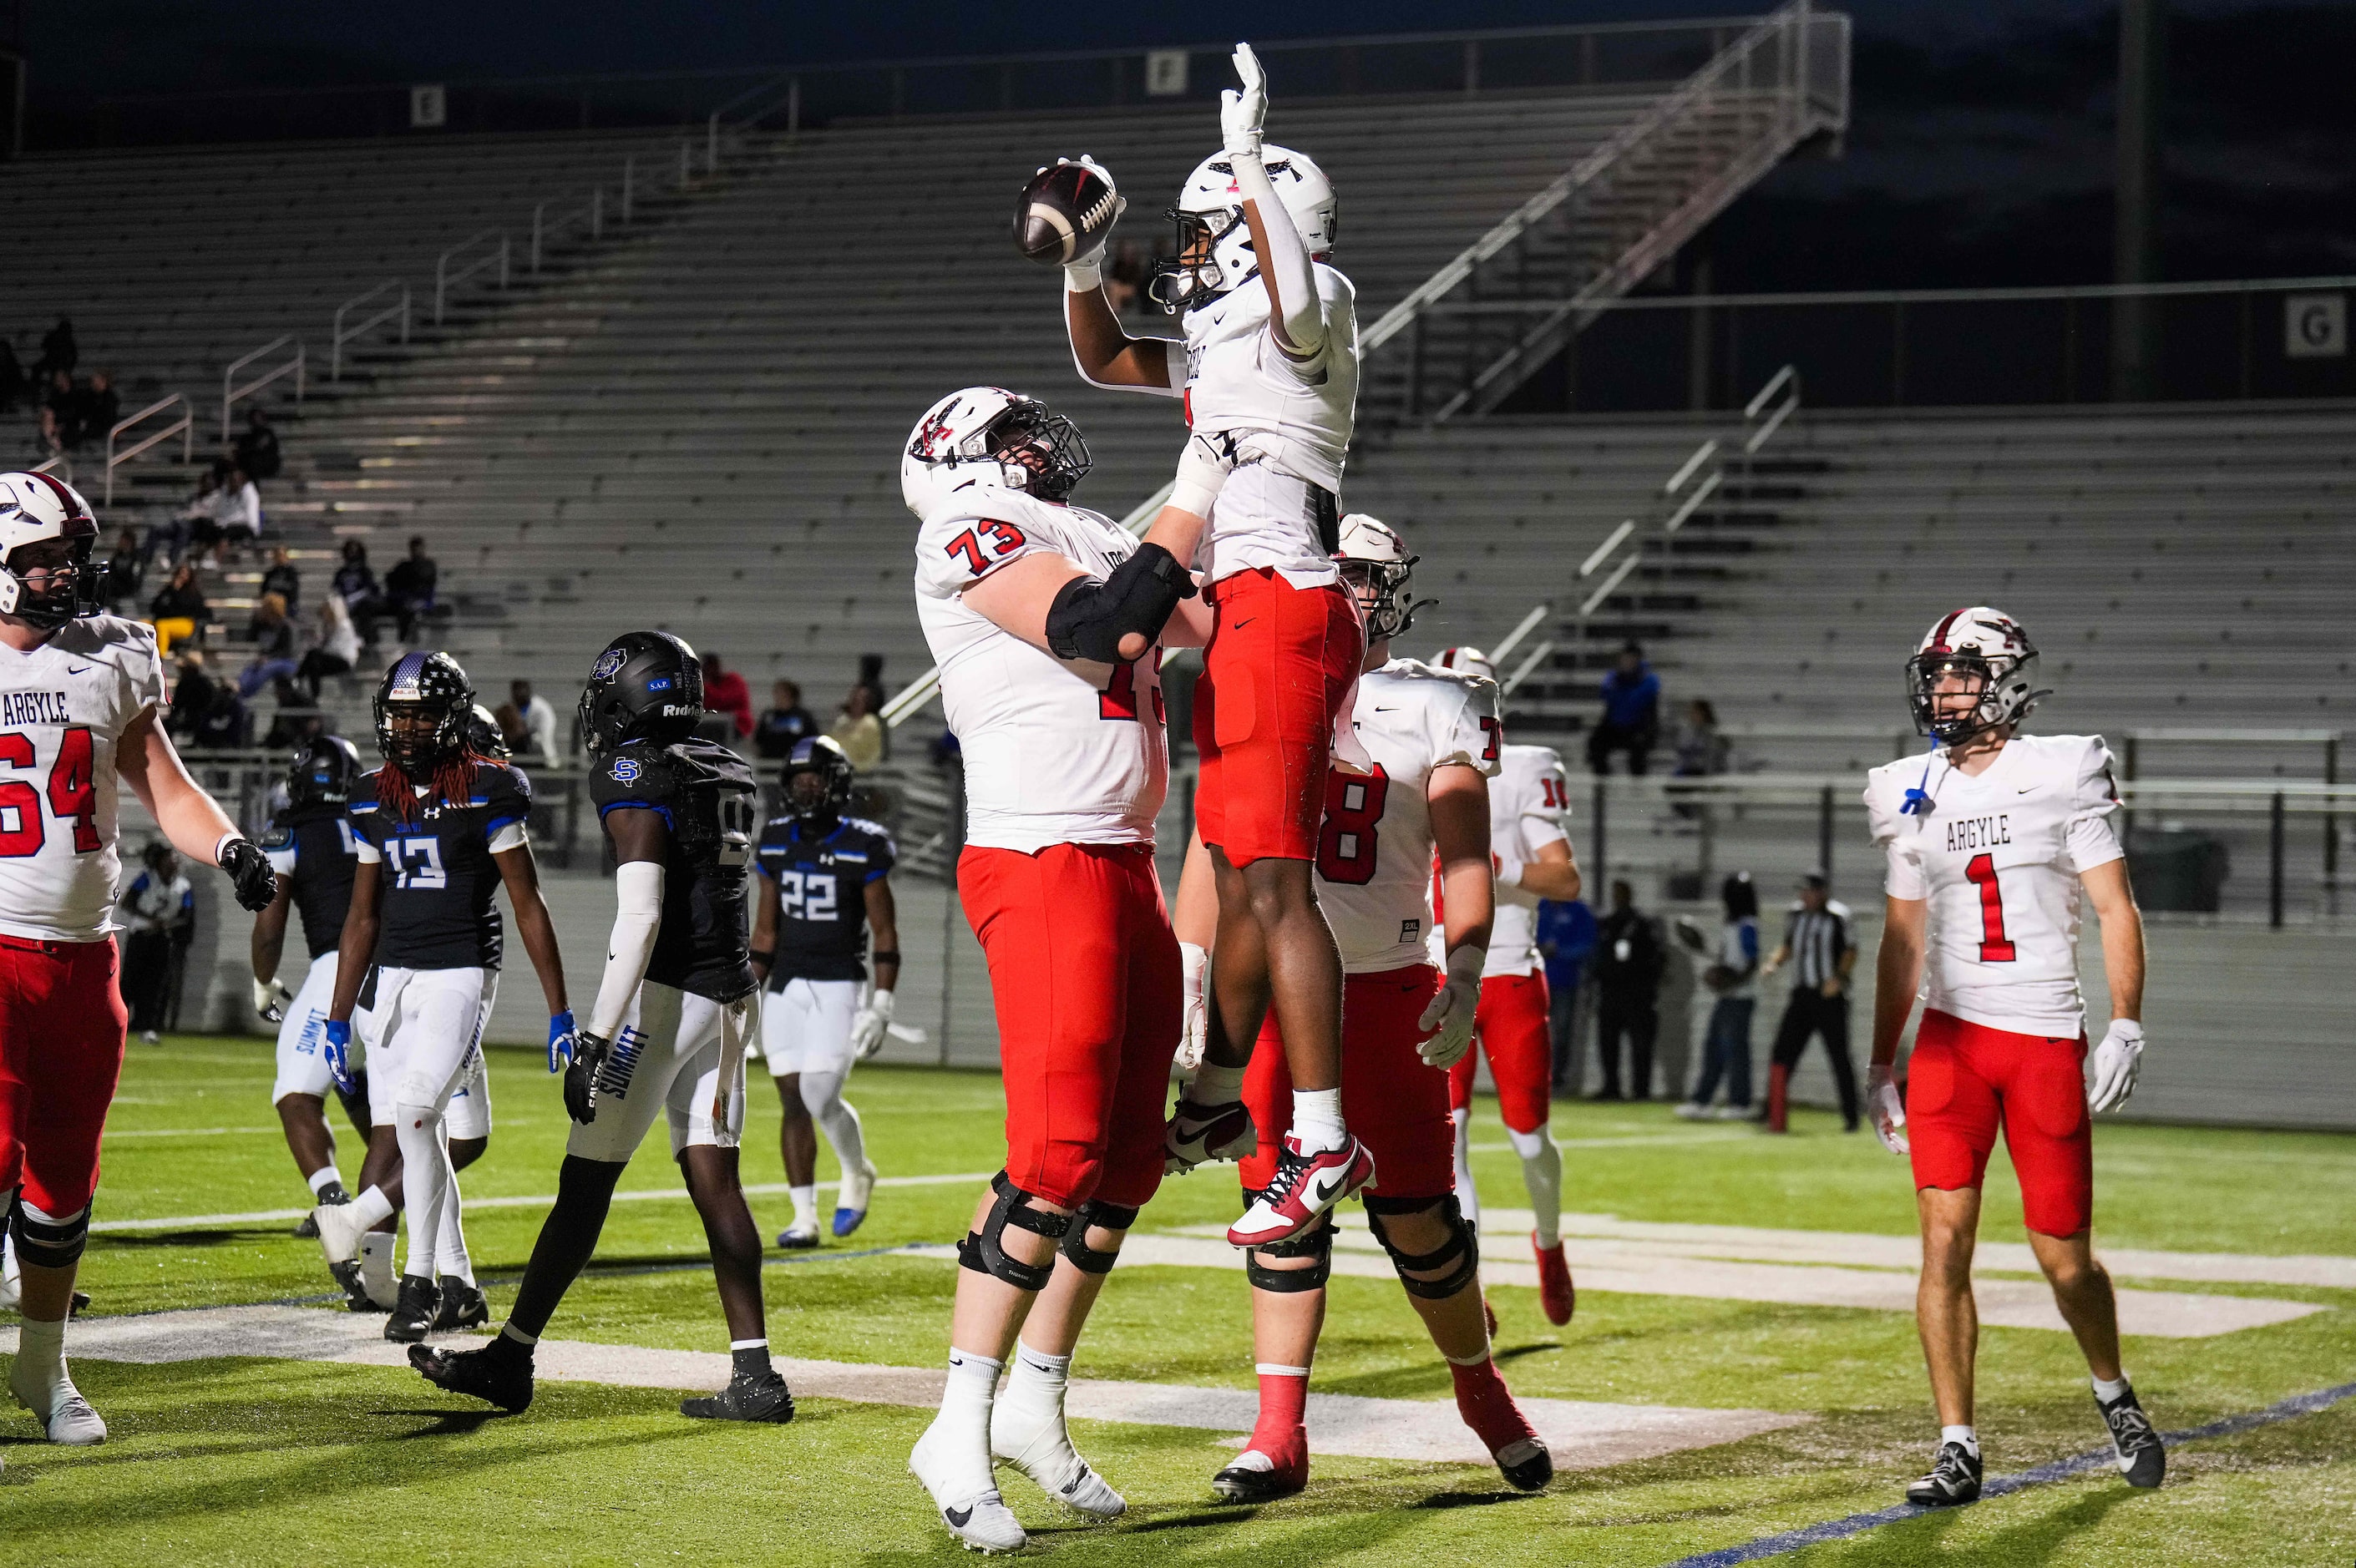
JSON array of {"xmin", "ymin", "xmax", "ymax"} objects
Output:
[{"xmin": 1761, "ymin": 872, "xmax": 1859, "ymax": 1133}]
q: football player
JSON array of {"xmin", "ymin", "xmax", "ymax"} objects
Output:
[
  {"xmin": 1060, "ymin": 43, "xmax": 1371, "ymax": 1250},
  {"xmin": 312, "ymin": 651, "xmax": 571, "ymax": 1342},
  {"xmin": 0, "ymin": 471, "xmax": 278, "ymax": 1446},
  {"xmin": 413, "ymin": 631, "xmax": 791, "ymax": 1422},
  {"xmin": 749, "ymin": 734, "xmax": 896, "ymax": 1247},
  {"xmin": 1181, "ymin": 517, "xmax": 1553, "ymax": 1502},
  {"xmin": 1864, "ymin": 608, "xmax": 2162, "ymax": 1505},
  {"xmin": 1431, "ymin": 647, "xmax": 1583, "ymax": 1327},
  {"xmin": 901, "ymin": 386, "xmax": 1209, "ymax": 1551}
]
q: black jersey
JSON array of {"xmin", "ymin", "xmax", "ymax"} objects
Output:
[
  {"xmin": 349, "ymin": 761, "xmax": 532, "ymax": 970},
  {"xmin": 261, "ymin": 805, "xmax": 360, "ymax": 960},
  {"xmin": 755, "ymin": 813, "xmax": 895, "ymax": 985},
  {"xmin": 590, "ymin": 736, "xmax": 759, "ymax": 1003}
]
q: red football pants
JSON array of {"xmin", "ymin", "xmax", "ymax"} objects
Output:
[
  {"xmin": 1193, "ymin": 569, "xmax": 1362, "ymax": 866},
  {"xmin": 959, "ymin": 842, "xmax": 1181, "ymax": 1211},
  {"xmin": 0, "ymin": 936, "xmax": 130, "ymax": 1220},
  {"xmin": 1449, "ymin": 971, "xmax": 1553, "ymax": 1134},
  {"xmin": 1906, "ymin": 1009, "xmax": 2094, "ymax": 1238},
  {"xmin": 1242, "ymin": 964, "xmax": 1453, "ymax": 1201}
]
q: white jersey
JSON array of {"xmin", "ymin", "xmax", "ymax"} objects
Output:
[
  {"xmin": 1183, "ymin": 263, "xmax": 1360, "ymax": 587},
  {"xmin": 0, "ymin": 615, "xmax": 168, "ymax": 943},
  {"xmin": 1315, "ymin": 660, "xmax": 1499, "ymax": 974},
  {"xmin": 915, "ymin": 486, "xmax": 1168, "ymax": 854},
  {"xmin": 1866, "ymin": 732, "xmax": 2125, "ymax": 1038},
  {"xmin": 1482, "ymin": 743, "xmax": 1572, "ymax": 979}
]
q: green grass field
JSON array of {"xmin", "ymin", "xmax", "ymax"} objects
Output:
[{"xmin": 4, "ymin": 1037, "xmax": 2352, "ymax": 1566}]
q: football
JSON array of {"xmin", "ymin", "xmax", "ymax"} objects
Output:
[{"xmin": 1014, "ymin": 158, "xmax": 1120, "ymax": 266}]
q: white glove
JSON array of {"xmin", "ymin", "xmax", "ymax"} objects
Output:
[
  {"xmin": 1055, "ymin": 154, "xmax": 1127, "ymax": 289},
  {"xmin": 253, "ymin": 976, "xmax": 294, "ymax": 1024},
  {"xmin": 1168, "ymin": 428, "xmax": 1239, "ymax": 521},
  {"xmin": 1176, "ymin": 942, "xmax": 1209, "ymax": 1072},
  {"xmin": 1867, "ymin": 1062, "xmax": 1909, "ymax": 1155},
  {"xmin": 1416, "ymin": 945, "xmax": 1485, "ymax": 1069},
  {"xmin": 849, "ymin": 989, "xmax": 894, "ymax": 1062},
  {"xmin": 2085, "ymin": 1019, "xmax": 2145, "ymax": 1114},
  {"xmin": 1221, "ymin": 43, "xmax": 1267, "ymax": 159}
]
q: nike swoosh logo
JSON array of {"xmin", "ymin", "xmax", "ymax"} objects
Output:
[
  {"xmin": 1303, "ymin": 1165, "xmax": 1346, "ymax": 1208},
  {"xmin": 2016, "ymin": 787, "xmax": 2040, "ymax": 795},
  {"xmin": 1229, "ymin": 617, "xmax": 1257, "ymax": 630},
  {"xmin": 1373, "ymin": 706, "xmax": 1398, "ymax": 712},
  {"xmin": 68, "ymin": 665, "xmax": 93, "ymax": 675},
  {"xmin": 944, "ymin": 1506, "xmax": 973, "ymax": 1529}
]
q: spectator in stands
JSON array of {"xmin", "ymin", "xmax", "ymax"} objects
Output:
[
  {"xmin": 498, "ymin": 679, "xmax": 560, "ymax": 762},
  {"xmin": 77, "ymin": 371, "xmax": 119, "ymax": 450},
  {"xmin": 236, "ymin": 593, "xmax": 300, "ymax": 700},
  {"xmin": 1672, "ymin": 698, "xmax": 1728, "ymax": 777},
  {"xmin": 147, "ymin": 562, "xmax": 210, "ymax": 658},
  {"xmin": 828, "ymin": 680, "xmax": 886, "ymax": 771},
  {"xmin": 41, "ymin": 372, "xmax": 78, "ymax": 450},
  {"xmin": 383, "ymin": 534, "xmax": 438, "ymax": 641},
  {"xmin": 190, "ymin": 681, "xmax": 249, "ymax": 751},
  {"xmin": 1675, "ymin": 872, "xmax": 1762, "ymax": 1120},
  {"xmin": 233, "ymin": 405, "xmax": 282, "ymax": 481},
  {"xmin": 1537, "ymin": 894, "xmax": 1599, "ymax": 1092},
  {"xmin": 0, "ymin": 336, "xmax": 23, "ymax": 414},
  {"xmin": 296, "ymin": 592, "xmax": 360, "ymax": 701},
  {"xmin": 30, "ymin": 316, "xmax": 76, "ymax": 385},
  {"xmin": 753, "ymin": 679, "xmax": 818, "ymax": 759},
  {"xmin": 1589, "ymin": 879, "xmax": 1665, "ymax": 1100},
  {"xmin": 101, "ymin": 528, "xmax": 145, "ymax": 613},
  {"xmin": 118, "ymin": 842, "xmax": 193, "ymax": 1045},
  {"xmin": 1106, "ymin": 241, "xmax": 1148, "ymax": 314},
  {"xmin": 186, "ymin": 464, "xmax": 259, "ymax": 565},
  {"xmin": 1588, "ymin": 640, "xmax": 1662, "ymax": 776},
  {"xmin": 333, "ymin": 539, "xmax": 383, "ymax": 646},
  {"xmin": 1761, "ymin": 872, "xmax": 1859, "ymax": 1134},
  {"xmin": 167, "ymin": 650, "xmax": 217, "ymax": 739},
  {"xmin": 258, "ymin": 544, "xmax": 301, "ymax": 612},
  {"xmin": 699, "ymin": 652, "xmax": 753, "ymax": 740}
]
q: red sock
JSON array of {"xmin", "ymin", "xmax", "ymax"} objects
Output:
[
  {"xmin": 1245, "ymin": 1366, "xmax": 1310, "ymax": 1470},
  {"xmin": 1449, "ymin": 1356, "xmax": 1538, "ymax": 1458}
]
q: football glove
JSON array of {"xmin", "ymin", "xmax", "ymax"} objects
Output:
[
  {"xmin": 322, "ymin": 1018, "xmax": 357, "ymax": 1096},
  {"xmin": 219, "ymin": 836, "xmax": 279, "ymax": 913},
  {"xmin": 1416, "ymin": 944, "xmax": 1485, "ymax": 1070},
  {"xmin": 849, "ymin": 989, "xmax": 894, "ymax": 1062},
  {"xmin": 546, "ymin": 1008, "xmax": 578, "ymax": 1074},
  {"xmin": 1175, "ymin": 941, "xmax": 1209, "ymax": 1073},
  {"xmin": 1867, "ymin": 1062, "xmax": 1909, "ymax": 1156},
  {"xmin": 2085, "ymin": 1019, "xmax": 2145, "ymax": 1114},
  {"xmin": 565, "ymin": 1029, "xmax": 612, "ymax": 1125},
  {"xmin": 1222, "ymin": 43, "xmax": 1268, "ymax": 159},
  {"xmin": 254, "ymin": 976, "xmax": 295, "ymax": 1024}
]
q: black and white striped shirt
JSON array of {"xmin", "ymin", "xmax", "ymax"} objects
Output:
[{"xmin": 1784, "ymin": 902, "xmax": 1852, "ymax": 990}]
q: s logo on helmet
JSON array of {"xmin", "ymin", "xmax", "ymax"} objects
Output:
[
  {"xmin": 592, "ymin": 648, "xmax": 627, "ymax": 683},
  {"xmin": 611, "ymin": 757, "xmax": 642, "ymax": 784}
]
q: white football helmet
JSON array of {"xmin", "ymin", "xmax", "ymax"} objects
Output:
[
  {"xmin": 0, "ymin": 471, "xmax": 102, "ymax": 630},
  {"xmin": 1432, "ymin": 645, "xmax": 1497, "ymax": 685},
  {"xmin": 1333, "ymin": 513, "xmax": 1432, "ymax": 643},
  {"xmin": 1907, "ymin": 606, "xmax": 2044, "ymax": 743},
  {"xmin": 900, "ymin": 387, "xmax": 1092, "ymax": 519},
  {"xmin": 1146, "ymin": 144, "xmax": 1337, "ymax": 316}
]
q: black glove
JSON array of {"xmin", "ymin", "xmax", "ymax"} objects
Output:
[
  {"xmin": 564, "ymin": 1030, "xmax": 613, "ymax": 1125},
  {"xmin": 220, "ymin": 837, "xmax": 278, "ymax": 913}
]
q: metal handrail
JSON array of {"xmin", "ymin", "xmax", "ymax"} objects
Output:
[
  {"xmin": 105, "ymin": 394, "xmax": 193, "ymax": 507},
  {"xmin": 220, "ymin": 336, "xmax": 304, "ymax": 440},
  {"xmin": 530, "ymin": 190, "xmax": 603, "ymax": 272},
  {"xmin": 435, "ymin": 230, "xmax": 510, "ymax": 325},
  {"xmin": 1419, "ymin": 271, "xmax": 2356, "ymax": 316},
  {"xmin": 29, "ymin": 456, "xmax": 71, "ymax": 482},
  {"xmin": 331, "ymin": 281, "xmax": 410, "ymax": 380}
]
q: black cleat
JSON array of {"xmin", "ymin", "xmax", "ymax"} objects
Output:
[
  {"xmin": 410, "ymin": 1340, "xmax": 535, "ymax": 1413},
  {"xmin": 1905, "ymin": 1441, "xmax": 1984, "ymax": 1507},
  {"xmin": 329, "ymin": 1258, "xmax": 377, "ymax": 1313},
  {"xmin": 680, "ymin": 1369, "xmax": 795, "ymax": 1423},
  {"xmin": 1496, "ymin": 1437, "xmax": 1554, "ymax": 1492},
  {"xmin": 2096, "ymin": 1385, "xmax": 2166, "ymax": 1490},
  {"xmin": 434, "ymin": 1277, "xmax": 489, "ymax": 1331},
  {"xmin": 1211, "ymin": 1459, "xmax": 1306, "ymax": 1504},
  {"xmin": 68, "ymin": 1289, "xmax": 91, "ymax": 1318},
  {"xmin": 383, "ymin": 1276, "xmax": 441, "ymax": 1343}
]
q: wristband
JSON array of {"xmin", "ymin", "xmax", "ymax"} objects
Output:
[
  {"xmin": 1064, "ymin": 256, "xmax": 1103, "ymax": 293},
  {"xmin": 749, "ymin": 948, "xmax": 776, "ymax": 967},
  {"xmin": 215, "ymin": 830, "xmax": 242, "ymax": 867},
  {"xmin": 869, "ymin": 949, "xmax": 901, "ymax": 965}
]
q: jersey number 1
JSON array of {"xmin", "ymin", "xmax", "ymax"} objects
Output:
[
  {"xmin": 0, "ymin": 728, "xmax": 99, "ymax": 858},
  {"xmin": 1963, "ymin": 853, "xmax": 2016, "ymax": 963}
]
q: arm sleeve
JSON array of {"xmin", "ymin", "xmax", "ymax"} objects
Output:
[
  {"xmin": 586, "ymin": 860, "xmax": 666, "ymax": 1043},
  {"xmin": 1229, "ymin": 150, "xmax": 1325, "ymax": 357},
  {"xmin": 2062, "ymin": 736, "xmax": 2126, "ymax": 873},
  {"xmin": 913, "ymin": 510, "xmax": 1069, "ymax": 600}
]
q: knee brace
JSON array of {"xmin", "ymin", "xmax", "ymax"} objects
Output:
[
  {"xmin": 1057, "ymin": 1199, "xmax": 1139, "ymax": 1277},
  {"xmin": 956, "ymin": 1171, "xmax": 1072, "ymax": 1293},
  {"xmin": 1242, "ymin": 1188, "xmax": 1332, "ymax": 1292},
  {"xmin": 1364, "ymin": 1192, "xmax": 1479, "ymax": 1301},
  {"xmin": 10, "ymin": 1196, "xmax": 90, "ymax": 1270}
]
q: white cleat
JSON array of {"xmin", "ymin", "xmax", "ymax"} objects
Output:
[
  {"xmin": 313, "ymin": 1197, "xmax": 372, "ymax": 1267},
  {"xmin": 833, "ymin": 1157, "xmax": 878, "ymax": 1238},
  {"xmin": 992, "ymin": 1399, "xmax": 1126, "ymax": 1520},
  {"xmin": 910, "ymin": 1421, "xmax": 1028, "ymax": 1554},
  {"xmin": 10, "ymin": 1368, "xmax": 105, "ymax": 1446}
]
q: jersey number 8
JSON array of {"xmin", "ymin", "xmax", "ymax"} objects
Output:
[{"xmin": 1314, "ymin": 766, "xmax": 1391, "ymax": 886}]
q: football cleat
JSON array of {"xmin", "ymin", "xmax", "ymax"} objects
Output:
[
  {"xmin": 383, "ymin": 1276, "xmax": 441, "ymax": 1343},
  {"xmin": 833, "ymin": 1157, "xmax": 878, "ymax": 1239},
  {"xmin": 2096, "ymin": 1385, "xmax": 2166, "ymax": 1489},
  {"xmin": 681, "ymin": 1369, "xmax": 795, "ymax": 1424},
  {"xmin": 776, "ymin": 1223, "xmax": 821, "ymax": 1251},
  {"xmin": 410, "ymin": 1340, "xmax": 535, "ymax": 1414},
  {"xmin": 1227, "ymin": 1135, "xmax": 1375, "ymax": 1247},
  {"xmin": 991, "ymin": 1395, "xmax": 1125, "ymax": 1520},
  {"xmin": 296, "ymin": 1181, "xmax": 352, "ymax": 1238},
  {"xmin": 909, "ymin": 1421, "xmax": 1027, "ymax": 1554},
  {"xmin": 312, "ymin": 1196, "xmax": 372, "ymax": 1267},
  {"xmin": 1452, "ymin": 1357, "xmax": 1550, "ymax": 1491},
  {"xmin": 1495, "ymin": 1437, "xmax": 1553, "ymax": 1492},
  {"xmin": 27, "ymin": 1390, "xmax": 106, "ymax": 1446},
  {"xmin": 1165, "ymin": 1097, "xmax": 1258, "ymax": 1175},
  {"xmin": 1533, "ymin": 1236, "xmax": 1576, "ymax": 1326},
  {"xmin": 433, "ymin": 1277, "xmax": 489, "ymax": 1332},
  {"xmin": 1211, "ymin": 1441, "xmax": 1307, "ymax": 1504},
  {"xmin": 1905, "ymin": 1440, "xmax": 1984, "ymax": 1506},
  {"xmin": 329, "ymin": 1257, "xmax": 377, "ymax": 1313}
]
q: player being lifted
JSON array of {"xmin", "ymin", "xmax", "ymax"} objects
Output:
[
  {"xmin": 750, "ymin": 734, "xmax": 895, "ymax": 1247},
  {"xmin": 1431, "ymin": 646, "xmax": 1583, "ymax": 1327},
  {"xmin": 312, "ymin": 651, "xmax": 571, "ymax": 1342},
  {"xmin": 1863, "ymin": 608, "xmax": 2162, "ymax": 1505},
  {"xmin": 902, "ymin": 387, "xmax": 1210, "ymax": 1551},
  {"xmin": 1178, "ymin": 518, "xmax": 1553, "ymax": 1502},
  {"xmin": 415, "ymin": 632, "xmax": 790, "ymax": 1421},
  {"xmin": 0, "ymin": 471, "xmax": 279, "ymax": 1445},
  {"xmin": 1063, "ymin": 43, "xmax": 1371, "ymax": 1247}
]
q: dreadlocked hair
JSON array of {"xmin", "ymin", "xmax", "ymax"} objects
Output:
[{"xmin": 376, "ymin": 747, "xmax": 485, "ymax": 823}]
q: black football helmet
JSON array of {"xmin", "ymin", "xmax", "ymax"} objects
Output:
[
  {"xmin": 781, "ymin": 735, "xmax": 855, "ymax": 826},
  {"xmin": 467, "ymin": 702, "xmax": 511, "ymax": 761},
  {"xmin": 285, "ymin": 733, "xmax": 362, "ymax": 808},
  {"xmin": 580, "ymin": 630, "xmax": 703, "ymax": 758},
  {"xmin": 373, "ymin": 650, "xmax": 474, "ymax": 772}
]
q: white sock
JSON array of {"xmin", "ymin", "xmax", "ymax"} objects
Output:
[
  {"xmin": 1451, "ymin": 1109, "xmax": 1482, "ymax": 1232},
  {"xmin": 1190, "ymin": 1062, "xmax": 1246, "ymax": 1104},
  {"xmin": 358, "ymin": 1231, "xmax": 397, "ymax": 1306},
  {"xmin": 394, "ymin": 1104, "xmax": 448, "ymax": 1280},
  {"xmin": 1291, "ymin": 1088, "xmax": 1345, "ymax": 1155},
  {"xmin": 1941, "ymin": 1424, "xmax": 1980, "ymax": 1457},
  {"xmin": 802, "ymin": 1071, "xmax": 869, "ymax": 1182},
  {"xmin": 2091, "ymin": 1373, "xmax": 2131, "ymax": 1402},
  {"xmin": 307, "ymin": 1166, "xmax": 342, "ymax": 1197},
  {"xmin": 1508, "ymin": 1124, "xmax": 1563, "ymax": 1248},
  {"xmin": 352, "ymin": 1184, "xmax": 396, "ymax": 1229},
  {"xmin": 788, "ymin": 1185, "xmax": 818, "ymax": 1232},
  {"xmin": 435, "ymin": 1181, "xmax": 474, "ymax": 1285},
  {"xmin": 1000, "ymin": 1340, "xmax": 1071, "ymax": 1429},
  {"xmin": 10, "ymin": 1313, "xmax": 72, "ymax": 1410},
  {"xmin": 2, "ymin": 1200, "xmax": 18, "ymax": 1291},
  {"xmin": 926, "ymin": 1348, "xmax": 1003, "ymax": 1480}
]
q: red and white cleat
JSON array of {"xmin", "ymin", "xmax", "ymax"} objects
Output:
[
  {"xmin": 1165, "ymin": 1097, "xmax": 1258, "ymax": 1175},
  {"xmin": 1226, "ymin": 1135, "xmax": 1375, "ymax": 1247},
  {"xmin": 1533, "ymin": 1235, "xmax": 1576, "ymax": 1326}
]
